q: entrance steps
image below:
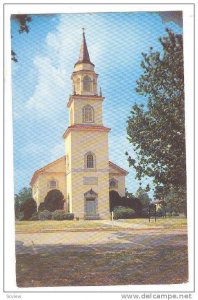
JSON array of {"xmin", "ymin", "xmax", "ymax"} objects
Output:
[{"xmin": 84, "ymin": 214, "xmax": 100, "ymax": 220}]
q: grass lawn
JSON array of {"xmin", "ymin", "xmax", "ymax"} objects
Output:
[
  {"xmin": 16, "ymin": 217, "xmax": 188, "ymax": 286},
  {"xmin": 15, "ymin": 217, "xmax": 187, "ymax": 233},
  {"xmin": 16, "ymin": 240, "xmax": 188, "ymax": 287},
  {"xmin": 122, "ymin": 217, "xmax": 187, "ymax": 229},
  {"xmin": 15, "ymin": 220, "xmax": 113, "ymax": 233}
]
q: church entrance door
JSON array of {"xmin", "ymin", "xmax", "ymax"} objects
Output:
[
  {"xmin": 85, "ymin": 198, "xmax": 96, "ymax": 216},
  {"xmin": 84, "ymin": 189, "xmax": 99, "ymax": 219}
]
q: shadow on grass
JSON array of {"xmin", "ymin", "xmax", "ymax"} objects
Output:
[{"xmin": 16, "ymin": 232, "xmax": 188, "ymax": 287}]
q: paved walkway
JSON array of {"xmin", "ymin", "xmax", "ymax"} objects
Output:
[{"xmin": 16, "ymin": 226, "xmax": 187, "ymax": 255}]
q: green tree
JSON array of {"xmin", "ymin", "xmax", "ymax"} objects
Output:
[
  {"xmin": 126, "ymin": 29, "xmax": 186, "ymax": 211},
  {"xmin": 135, "ymin": 187, "xmax": 151, "ymax": 208},
  {"xmin": 11, "ymin": 14, "xmax": 32, "ymax": 62},
  {"xmin": 125, "ymin": 188, "xmax": 134, "ymax": 199},
  {"xmin": 15, "ymin": 187, "xmax": 32, "ymax": 217},
  {"xmin": 153, "ymin": 185, "xmax": 166, "ymax": 200},
  {"xmin": 20, "ymin": 198, "xmax": 37, "ymax": 220},
  {"xmin": 165, "ymin": 186, "xmax": 187, "ymax": 216}
]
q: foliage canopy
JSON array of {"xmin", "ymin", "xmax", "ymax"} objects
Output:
[
  {"xmin": 15, "ymin": 187, "xmax": 32, "ymax": 216},
  {"xmin": 126, "ymin": 30, "xmax": 186, "ymax": 195},
  {"xmin": 20, "ymin": 198, "xmax": 37, "ymax": 220}
]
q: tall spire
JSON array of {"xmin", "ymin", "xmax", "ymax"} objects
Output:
[{"xmin": 75, "ymin": 29, "xmax": 94, "ymax": 66}]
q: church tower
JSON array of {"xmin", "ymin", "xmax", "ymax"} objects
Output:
[{"xmin": 63, "ymin": 30, "xmax": 111, "ymax": 219}]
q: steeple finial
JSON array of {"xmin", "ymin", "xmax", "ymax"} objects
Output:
[
  {"xmin": 79, "ymin": 29, "xmax": 90, "ymax": 62},
  {"xmin": 74, "ymin": 29, "xmax": 94, "ymax": 67}
]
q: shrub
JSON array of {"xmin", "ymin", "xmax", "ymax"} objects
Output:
[
  {"xmin": 113, "ymin": 206, "xmax": 136, "ymax": 219},
  {"xmin": 141, "ymin": 207, "xmax": 149, "ymax": 218},
  {"xmin": 109, "ymin": 191, "xmax": 142, "ymax": 216},
  {"xmin": 156, "ymin": 207, "xmax": 166, "ymax": 217},
  {"xmin": 38, "ymin": 202, "xmax": 45, "ymax": 212},
  {"xmin": 109, "ymin": 191, "xmax": 122, "ymax": 212},
  {"xmin": 172, "ymin": 211, "xmax": 179, "ymax": 216},
  {"xmin": 29, "ymin": 212, "xmax": 39, "ymax": 220},
  {"xmin": 166, "ymin": 212, "xmax": 173, "ymax": 217},
  {"xmin": 38, "ymin": 210, "xmax": 52, "ymax": 220},
  {"xmin": 124, "ymin": 197, "xmax": 142, "ymax": 216},
  {"xmin": 52, "ymin": 210, "xmax": 74, "ymax": 220},
  {"xmin": 44, "ymin": 189, "xmax": 65, "ymax": 212},
  {"xmin": 15, "ymin": 212, "xmax": 24, "ymax": 221},
  {"xmin": 20, "ymin": 198, "xmax": 37, "ymax": 220}
]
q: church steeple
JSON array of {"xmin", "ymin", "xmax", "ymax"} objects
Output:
[
  {"xmin": 75, "ymin": 29, "xmax": 94, "ymax": 67},
  {"xmin": 71, "ymin": 30, "xmax": 99, "ymax": 96}
]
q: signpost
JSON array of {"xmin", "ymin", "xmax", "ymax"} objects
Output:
[
  {"xmin": 149, "ymin": 203, "xmax": 157, "ymax": 223},
  {"xmin": 111, "ymin": 211, "xmax": 114, "ymax": 222}
]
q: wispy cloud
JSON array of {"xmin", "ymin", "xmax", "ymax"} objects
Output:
[{"xmin": 25, "ymin": 56, "xmax": 66, "ymax": 117}]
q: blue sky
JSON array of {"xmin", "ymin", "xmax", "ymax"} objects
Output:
[{"xmin": 11, "ymin": 12, "xmax": 182, "ymax": 197}]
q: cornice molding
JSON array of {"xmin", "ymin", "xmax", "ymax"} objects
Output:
[{"xmin": 63, "ymin": 125, "xmax": 111, "ymax": 139}]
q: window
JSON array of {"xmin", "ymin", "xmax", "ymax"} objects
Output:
[
  {"xmin": 82, "ymin": 105, "xmax": 94, "ymax": 123},
  {"xmin": 87, "ymin": 154, "xmax": 94, "ymax": 168},
  {"xmin": 83, "ymin": 75, "xmax": 92, "ymax": 92},
  {"xmin": 109, "ymin": 178, "xmax": 118, "ymax": 189},
  {"xmin": 85, "ymin": 152, "xmax": 96, "ymax": 169},
  {"xmin": 49, "ymin": 180, "xmax": 57, "ymax": 189}
]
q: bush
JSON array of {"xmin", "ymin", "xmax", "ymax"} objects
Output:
[
  {"xmin": 141, "ymin": 207, "xmax": 149, "ymax": 218},
  {"xmin": 20, "ymin": 198, "xmax": 37, "ymax": 220},
  {"xmin": 44, "ymin": 189, "xmax": 65, "ymax": 212},
  {"xmin": 166, "ymin": 212, "xmax": 172, "ymax": 217},
  {"xmin": 29, "ymin": 212, "xmax": 39, "ymax": 220},
  {"xmin": 109, "ymin": 191, "xmax": 122, "ymax": 212},
  {"xmin": 109, "ymin": 191, "xmax": 142, "ymax": 216},
  {"xmin": 113, "ymin": 206, "xmax": 136, "ymax": 219},
  {"xmin": 38, "ymin": 210, "xmax": 52, "ymax": 220},
  {"xmin": 156, "ymin": 207, "xmax": 166, "ymax": 217},
  {"xmin": 172, "ymin": 211, "xmax": 179, "ymax": 216},
  {"xmin": 52, "ymin": 210, "xmax": 74, "ymax": 220},
  {"xmin": 15, "ymin": 212, "xmax": 24, "ymax": 221},
  {"xmin": 38, "ymin": 202, "xmax": 45, "ymax": 212}
]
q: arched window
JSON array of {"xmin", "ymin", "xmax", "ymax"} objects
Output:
[
  {"xmin": 85, "ymin": 152, "xmax": 96, "ymax": 169},
  {"xmin": 83, "ymin": 75, "xmax": 92, "ymax": 92},
  {"xmin": 87, "ymin": 154, "xmax": 94, "ymax": 168},
  {"xmin": 49, "ymin": 180, "xmax": 57, "ymax": 189},
  {"xmin": 82, "ymin": 105, "xmax": 94, "ymax": 123},
  {"xmin": 109, "ymin": 178, "xmax": 118, "ymax": 189}
]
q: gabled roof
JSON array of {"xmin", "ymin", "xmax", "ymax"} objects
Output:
[
  {"xmin": 30, "ymin": 156, "xmax": 66, "ymax": 186},
  {"xmin": 109, "ymin": 161, "xmax": 129, "ymax": 175},
  {"xmin": 30, "ymin": 156, "xmax": 128, "ymax": 187}
]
